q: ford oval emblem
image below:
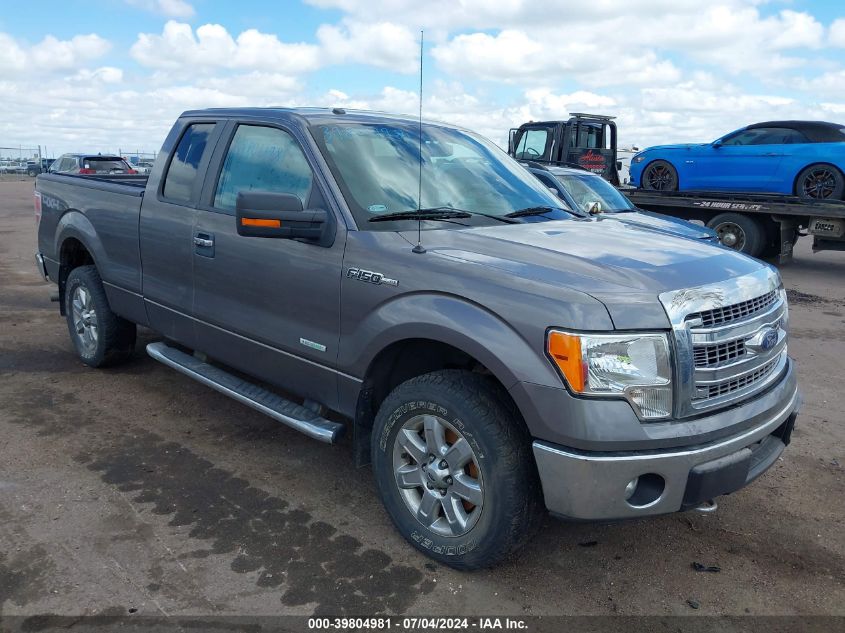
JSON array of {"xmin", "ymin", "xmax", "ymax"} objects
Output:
[
  {"xmin": 747, "ymin": 327, "xmax": 779, "ymax": 353},
  {"xmin": 760, "ymin": 329, "xmax": 778, "ymax": 351}
]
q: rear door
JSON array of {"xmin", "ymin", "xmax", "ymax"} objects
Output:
[
  {"xmin": 191, "ymin": 120, "xmax": 346, "ymax": 409},
  {"xmin": 139, "ymin": 119, "xmax": 224, "ymax": 346},
  {"xmin": 564, "ymin": 120, "xmax": 617, "ymax": 182}
]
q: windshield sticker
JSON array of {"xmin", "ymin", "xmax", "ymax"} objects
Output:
[{"xmin": 368, "ymin": 204, "xmax": 388, "ymax": 213}]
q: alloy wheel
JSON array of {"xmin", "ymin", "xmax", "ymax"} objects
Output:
[
  {"xmin": 645, "ymin": 164, "xmax": 676, "ymax": 190},
  {"xmin": 71, "ymin": 286, "xmax": 99, "ymax": 355},
  {"xmin": 801, "ymin": 168, "xmax": 837, "ymax": 199},
  {"xmin": 392, "ymin": 414, "xmax": 484, "ymax": 537}
]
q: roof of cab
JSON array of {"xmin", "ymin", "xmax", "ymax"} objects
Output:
[{"xmin": 179, "ymin": 107, "xmax": 446, "ymax": 127}]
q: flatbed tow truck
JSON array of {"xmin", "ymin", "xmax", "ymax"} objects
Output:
[
  {"xmin": 622, "ymin": 189, "xmax": 845, "ymax": 263},
  {"xmin": 506, "ymin": 114, "xmax": 845, "ymax": 262}
]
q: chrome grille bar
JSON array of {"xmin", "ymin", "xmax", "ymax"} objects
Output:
[
  {"xmin": 686, "ymin": 289, "xmax": 778, "ymax": 327},
  {"xmin": 659, "ymin": 269, "xmax": 788, "ymax": 418}
]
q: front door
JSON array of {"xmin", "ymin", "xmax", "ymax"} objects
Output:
[
  {"xmin": 191, "ymin": 122, "xmax": 346, "ymax": 410},
  {"xmin": 689, "ymin": 127, "xmax": 789, "ymax": 192}
]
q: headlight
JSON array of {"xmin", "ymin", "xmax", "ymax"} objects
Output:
[
  {"xmin": 632, "ymin": 155, "xmax": 645, "ymax": 163},
  {"xmin": 547, "ymin": 330, "xmax": 673, "ymax": 419}
]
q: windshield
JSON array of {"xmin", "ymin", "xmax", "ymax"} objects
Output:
[
  {"xmin": 311, "ymin": 122, "xmax": 563, "ymax": 229},
  {"xmin": 554, "ymin": 172, "xmax": 633, "ymax": 213}
]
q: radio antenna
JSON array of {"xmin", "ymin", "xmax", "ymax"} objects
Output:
[{"xmin": 412, "ymin": 29, "xmax": 426, "ymax": 254}]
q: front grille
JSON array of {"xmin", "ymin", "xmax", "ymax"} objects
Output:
[
  {"xmin": 699, "ymin": 355, "xmax": 781, "ymax": 399},
  {"xmin": 687, "ymin": 289, "xmax": 778, "ymax": 327},
  {"xmin": 694, "ymin": 339, "xmax": 746, "ymax": 368}
]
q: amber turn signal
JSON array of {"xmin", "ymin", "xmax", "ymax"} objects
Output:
[
  {"xmin": 547, "ymin": 331, "xmax": 586, "ymax": 392},
  {"xmin": 241, "ymin": 218, "xmax": 281, "ymax": 228}
]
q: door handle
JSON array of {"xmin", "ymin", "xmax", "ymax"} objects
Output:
[{"xmin": 194, "ymin": 236, "xmax": 214, "ymax": 248}]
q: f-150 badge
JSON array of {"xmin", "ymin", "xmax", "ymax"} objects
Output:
[{"xmin": 346, "ymin": 267, "xmax": 399, "ymax": 287}]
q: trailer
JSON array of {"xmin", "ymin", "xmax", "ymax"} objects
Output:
[{"xmin": 622, "ymin": 189, "xmax": 845, "ymax": 263}]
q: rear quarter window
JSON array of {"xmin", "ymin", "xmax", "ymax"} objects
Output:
[{"xmin": 163, "ymin": 123, "xmax": 215, "ymax": 203}]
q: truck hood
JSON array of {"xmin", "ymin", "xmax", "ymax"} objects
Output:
[
  {"xmin": 603, "ymin": 210, "xmax": 717, "ymax": 241},
  {"xmin": 640, "ymin": 143, "xmax": 707, "ymax": 152},
  {"xmin": 403, "ymin": 219, "xmax": 767, "ymax": 329}
]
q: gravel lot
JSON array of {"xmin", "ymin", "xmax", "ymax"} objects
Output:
[{"xmin": 1, "ymin": 179, "xmax": 843, "ymax": 621}]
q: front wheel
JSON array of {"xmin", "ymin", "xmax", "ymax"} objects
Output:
[
  {"xmin": 641, "ymin": 160, "xmax": 678, "ymax": 191},
  {"xmin": 795, "ymin": 164, "xmax": 845, "ymax": 200},
  {"xmin": 371, "ymin": 370, "xmax": 543, "ymax": 570}
]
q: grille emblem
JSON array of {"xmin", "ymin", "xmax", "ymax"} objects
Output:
[{"xmin": 747, "ymin": 327, "xmax": 779, "ymax": 353}]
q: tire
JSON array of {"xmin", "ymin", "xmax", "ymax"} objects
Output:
[
  {"xmin": 371, "ymin": 370, "xmax": 543, "ymax": 570},
  {"xmin": 706, "ymin": 212, "xmax": 765, "ymax": 257},
  {"xmin": 641, "ymin": 159, "xmax": 678, "ymax": 191},
  {"xmin": 795, "ymin": 164, "xmax": 845, "ymax": 200},
  {"xmin": 64, "ymin": 265, "xmax": 136, "ymax": 367},
  {"xmin": 27, "ymin": 170, "xmax": 37, "ymax": 177}
]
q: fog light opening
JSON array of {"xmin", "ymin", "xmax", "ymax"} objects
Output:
[{"xmin": 625, "ymin": 473, "xmax": 665, "ymax": 508}]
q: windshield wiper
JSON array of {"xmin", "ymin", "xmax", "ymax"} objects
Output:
[
  {"xmin": 369, "ymin": 206, "xmax": 519, "ymax": 225},
  {"xmin": 505, "ymin": 206, "xmax": 581, "ymax": 218},
  {"xmin": 368, "ymin": 207, "xmax": 471, "ymax": 223}
]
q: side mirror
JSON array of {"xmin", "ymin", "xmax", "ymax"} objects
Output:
[
  {"xmin": 587, "ymin": 201, "xmax": 603, "ymax": 214},
  {"xmin": 616, "ymin": 161, "xmax": 623, "ymax": 171},
  {"xmin": 712, "ymin": 140, "xmax": 723, "ymax": 149},
  {"xmin": 236, "ymin": 191, "xmax": 330, "ymax": 244}
]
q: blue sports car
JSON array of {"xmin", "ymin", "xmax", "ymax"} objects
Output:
[{"xmin": 629, "ymin": 120, "xmax": 845, "ymax": 200}]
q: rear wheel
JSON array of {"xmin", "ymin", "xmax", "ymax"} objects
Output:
[
  {"xmin": 795, "ymin": 164, "xmax": 844, "ymax": 200},
  {"xmin": 641, "ymin": 160, "xmax": 678, "ymax": 191},
  {"xmin": 707, "ymin": 212, "xmax": 765, "ymax": 257},
  {"xmin": 371, "ymin": 370, "xmax": 543, "ymax": 570},
  {"xmin": 64, "ymin": 265, "xmax": 136, "ymax": 367}
]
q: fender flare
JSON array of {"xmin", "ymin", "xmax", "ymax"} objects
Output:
[
  {"xmin": 53, "ymin": 210, "xmax": 106, "ymax": 314},
  {"xmin": 350, "ymin": 292, "xmax": 561, "ymax": 391}
]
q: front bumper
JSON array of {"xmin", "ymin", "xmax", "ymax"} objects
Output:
[{"xmin": 533, "ymin": 382, "xmax": 800, "ymax": 520}]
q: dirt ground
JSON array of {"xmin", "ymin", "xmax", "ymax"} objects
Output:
[{"xmin": 0, "ymin": 179, "xmax": 843, "ymax": 621}]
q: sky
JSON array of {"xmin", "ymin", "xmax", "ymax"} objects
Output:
[{"xmin": 1, "ymin": 0, "xmax": 844, "ymax": 158}]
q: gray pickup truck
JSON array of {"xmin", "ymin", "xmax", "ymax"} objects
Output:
[{"xmin": 34, "ymin": 108, "xmax": 801, "ymax": 570}]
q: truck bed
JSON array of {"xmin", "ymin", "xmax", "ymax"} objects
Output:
[{"xmin": 36, "ymin": 172, "xmax": 148, "ymax": 301}]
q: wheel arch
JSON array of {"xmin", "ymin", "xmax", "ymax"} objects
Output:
[
  {"xmin": 54, "ymin": 211, "xmax": 103, "ymax": 315},
  {"xmin": 351, "ymin": 334, "xmax": 531, "ymax": 468}
]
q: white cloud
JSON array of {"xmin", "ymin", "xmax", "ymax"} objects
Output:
[
  {"xmin": 316, "ymin": 20, "xmax": 419, "ymax": 72},
  {"xmin": 131, "ymin": 21, "xmax": 321, "ymax": 74},
  {"xmin": 2, "ymin": 0, "xmax": 843, "ymax": 160},
  {"xmin": 829, "ymin": 18, "xmax": 845, "ymax": 47},
  {"xmin": 125, "ymin": 0, "xmax": 195, "ymax": 18},
  {"xmin": 0, "ymin": 32, "xmax": 111, "ymax": 76}
]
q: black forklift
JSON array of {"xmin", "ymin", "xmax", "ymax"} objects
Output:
[{"xmin": 508, "ymin": 113, "xmax": 621, "ymax": 185}]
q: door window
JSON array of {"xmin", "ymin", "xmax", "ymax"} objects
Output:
[
  {"xmin": 514, "ymin": 129, "xmax": 549, "ymax": 160},
  {"xmin": 722, "ymin": 127, "xmax": 809, "ymax": 146},
  {"xmin": 162, "ymin": 123, "xmax": 215, "ymax": 202},
  {"xmin": 214, "ymin": 125, "xmax": 313, "ymax": 212}
]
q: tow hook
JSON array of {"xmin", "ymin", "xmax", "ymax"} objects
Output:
[{"xmin": 692, "ymin": 499, "xmax": 718, "ymax": 514}]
